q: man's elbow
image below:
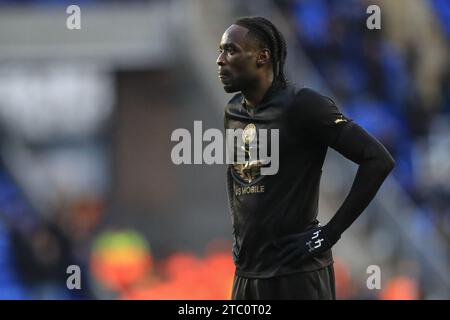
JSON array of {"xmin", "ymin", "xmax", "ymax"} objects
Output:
[{"xmin": 378, "ymin": 153, "xmax": 395, "ymax": 176}]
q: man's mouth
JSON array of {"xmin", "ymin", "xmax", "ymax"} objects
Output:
[
  {"xmin": 218, "ymin": 70, "xmax": 231, "ymax": 78},
  {"xmin": 218, "ymin": 72, "xmax": 231, "ymax": 83}
]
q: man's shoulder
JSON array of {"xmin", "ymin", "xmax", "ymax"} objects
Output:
[
  {"xmin": 291, "ymin": 86, "xmax": 339, "ymax": 118},
  {"xmin": 285, "ymin": 86, "xmax": 343, "ymax": 135},
  {"xmin": 294, "ymin": 87, "xmax": 335, "ymax": 106}
]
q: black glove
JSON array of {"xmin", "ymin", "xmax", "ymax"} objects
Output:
[{"xmin": 275, "ymin": 224, "xmax": 340, "ymax": 265}]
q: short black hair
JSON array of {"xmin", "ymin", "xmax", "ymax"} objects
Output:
[{"xmin": 234, "ymin": 16, "xmax": 288, "ymax": 90}]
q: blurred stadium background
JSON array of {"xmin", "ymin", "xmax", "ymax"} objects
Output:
[{"xmin": 0, "ymin": 0, "xmax": 448, "ymax": 299}]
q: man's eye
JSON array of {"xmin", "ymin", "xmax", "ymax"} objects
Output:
[{"xmin": 218, "ymin": 48, "xmax": 235, "ymax": 55}]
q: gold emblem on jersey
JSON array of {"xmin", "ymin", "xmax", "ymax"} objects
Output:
[
  {"xmin": 334, "ymin": 116, "xmax": 347, "ymax": 124},
  {"xmin": 232, "ymin": 123, "xmax": 269, "ymax": 184},
  {"xmin": 242, "ymin": 123, "xmax": 256, "ymax": 144}
]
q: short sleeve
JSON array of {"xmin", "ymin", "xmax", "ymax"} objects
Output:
[{"xmin": 292, "ymin": 88, "xmax": 349, "ymax": 146}]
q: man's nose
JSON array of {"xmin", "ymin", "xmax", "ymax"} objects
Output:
[{"xmin": 216, "ymin": 52, "xmax": 225, "ymax": 66}]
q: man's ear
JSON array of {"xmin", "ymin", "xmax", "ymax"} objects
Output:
[{"xmin": 256, "ymin": 48, "xmax": 271, "ymax": 67}]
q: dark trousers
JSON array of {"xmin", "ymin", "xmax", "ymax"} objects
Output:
[{"xmin": 231, "ymin": 264, "xmax": 336, "ymax": 300}]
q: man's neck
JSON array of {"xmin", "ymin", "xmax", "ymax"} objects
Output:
[{"xmin": 242, "ymin": 74, "xmax": 274, "ymax": 108}]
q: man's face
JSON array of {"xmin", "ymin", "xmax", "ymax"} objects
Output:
[{"xmin": 216, "ymin": 24, "xmax": 259, "ymax": 93}]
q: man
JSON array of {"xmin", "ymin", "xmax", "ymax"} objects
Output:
[{"xmin": 217, "ymin": 16, "xmax": 395, "ymax": 300}]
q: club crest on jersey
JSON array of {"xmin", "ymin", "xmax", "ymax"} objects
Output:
[
  {"xmin": 242, "ymin": 123, "xmax": 256, "ymax": 144},
  {"xmin": 232, "ymin": 123, "xmax": 272, "ymax": 183}
]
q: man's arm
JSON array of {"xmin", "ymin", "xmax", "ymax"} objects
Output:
[
  {"xmin": 278, "ymin": 89, "xmax": 395, "ymax": 263},
  {"xmin": 323, "ymin": 121, "xmax": 395, "ymax": 243},
  {"xmin": 277, "ymin": 121, "xmax": 394, "ymax": 263}
]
